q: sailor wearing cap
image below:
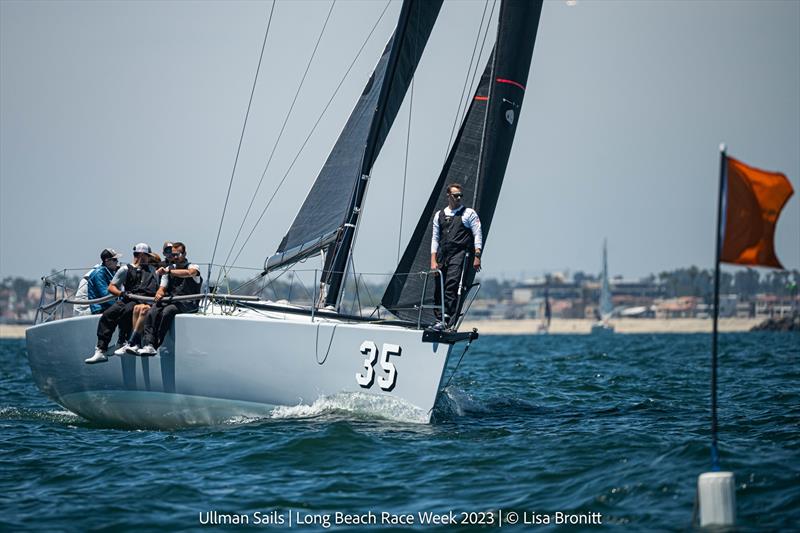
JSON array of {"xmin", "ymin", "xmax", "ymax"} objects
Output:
[
  {"xmin": 85, "ymin": 243, "xmax": 159, "ymax": 364},
  {"xmin": 73, "ymin": 248, "xmax": 122, "ymax": 316}
]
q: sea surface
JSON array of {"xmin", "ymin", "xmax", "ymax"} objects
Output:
[{"xmin": 1, "ymin": 333, "xmax": 798, "ymax": 532}]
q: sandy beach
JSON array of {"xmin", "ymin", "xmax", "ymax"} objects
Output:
[
  {"xmin": 0, "ymin": 325, "xmax": 28, "ymax": 339},
  {"xmin": 1, "ymin": 318, "xmax": 764, "ymax": 339}
]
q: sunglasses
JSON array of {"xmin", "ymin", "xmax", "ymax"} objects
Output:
[{"xmin": 449, "ymin": 193, "xmax": 463, "ymax": 199}]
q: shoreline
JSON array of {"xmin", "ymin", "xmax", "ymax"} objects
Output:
[
  {"xmin": 1, "ymin": 318, "xmax": 768, "ymax": 339},
  {"xmin": 460, "ymin": 318, "xmax": 763, "ymax": 334},
  {"xmin": 1, "ymin": 325, "xmax": 29, "ymax": 339}
]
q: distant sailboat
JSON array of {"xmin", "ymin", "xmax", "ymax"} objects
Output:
[
  {"xmin": 536, "ymin": 287, "xmax": 551, "ymax": 334},
  {"xmin": 591, "ymin": 239, "xmax": 614, "ymax": 334}
]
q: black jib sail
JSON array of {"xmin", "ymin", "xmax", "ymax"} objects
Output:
[
  {"xmin": 382, "ymin": 0, "xmax": 543, "ymax": 324},
  {"xmin": 265, "ymin": 0, "xmax": 443, "ymax": 287}
]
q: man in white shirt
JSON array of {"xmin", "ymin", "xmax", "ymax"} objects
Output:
[{"xmin": 430, "ymin": 183, "xmax": 483, "ymax": 329}]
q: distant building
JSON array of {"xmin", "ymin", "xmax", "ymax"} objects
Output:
[
  {"xmin": 655, "ymin": 296, "xmax": 701, "ymax": 318},
  {"xmin": 755, "ymin": 294, "xmax": 798, "ymax": 318}
]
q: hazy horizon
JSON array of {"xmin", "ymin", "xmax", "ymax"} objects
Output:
[{"xmin": 2, "ymin": 0, "xmax": 798, "ymax": 281}]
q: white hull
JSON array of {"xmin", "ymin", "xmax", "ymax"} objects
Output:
[
  {"xmin": 25, "ymin": 307, "xmax": 454, "ymax": 428},
  {"xmin": 590, "ymin": 322, "xmax": 615, "ymax": 335}
]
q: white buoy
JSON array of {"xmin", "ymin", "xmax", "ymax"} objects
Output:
[{"xmin": 698, "ymin": 471, "xmax": 736, "ymax": 527}]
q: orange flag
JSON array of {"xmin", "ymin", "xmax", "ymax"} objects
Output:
[{"xmin": 721, "ymin": 156, "xmax": 794, "ymax": 268}]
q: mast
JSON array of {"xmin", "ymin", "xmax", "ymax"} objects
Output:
[
  {"xmin": 322, "ymin": 0, "xmax": 440, "ymax": 308},
  {"xmin": 600, "ymin": 239, "xmax": 612, "ymax": 319}
]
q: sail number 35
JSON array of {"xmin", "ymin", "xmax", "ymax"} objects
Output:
[{"xmin": 356, "ymin": 341, "xmax": 400, "ymax": 392}]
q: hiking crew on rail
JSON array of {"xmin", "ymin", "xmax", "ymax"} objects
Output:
[
  {"xmin": 83, "ymin": 241, "xmax": 201, "ymax": 364},
  {"xmin": 85, "ymin": 243, "xmax": 159, "ymax": 364},
  {"xmin": 137, "ymin": 242, "xmax": 202, "ymax": 356}
]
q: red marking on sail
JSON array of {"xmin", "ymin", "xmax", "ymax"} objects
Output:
[
  {"xmin": 474, "ymin": 96, "xmax": 488, "ymax": 101},
  {"xmin": 496, "ymin": 78, "xmax": 525, "ymax": 90}
]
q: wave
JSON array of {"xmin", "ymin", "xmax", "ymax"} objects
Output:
[
  {"xmin": 434, "ymin": 386, "xmax": 489, "ymax": 418},
  {"xmin": 271, "ymin": 392, "xmax": 430, "ymax": 423},
  {"xmin": 220, "ymin": 392, "xmax": 431, "ymax": 425},
  {"xmin": 0, "ymin": 405, "xmax": 85, "ymax": 425}
]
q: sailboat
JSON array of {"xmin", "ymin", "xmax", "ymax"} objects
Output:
[
  {"xmin": 591, "ymin": 239, "xmax": 615, "ymax": 334},
  {"xmin": 536, "ymin": 287, "xmax": 551, "ymax": 334},
  {"xmin": 25, "ymin": 0, "xmax": 544, "ymax": 428}
]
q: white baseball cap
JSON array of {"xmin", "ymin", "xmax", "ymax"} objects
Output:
[{"xmin": 133, "ymin": 243, "xmax": 151, "ymax": 254}]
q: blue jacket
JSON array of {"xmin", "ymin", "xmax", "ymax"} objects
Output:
[{"xmin": 87, "ymin": 265, "xmax": 115, "ymax": 314}]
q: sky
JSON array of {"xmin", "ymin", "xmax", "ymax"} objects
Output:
[{"xmin": 1, "ymin": 0, "xmax": 798, "ymax": 283}]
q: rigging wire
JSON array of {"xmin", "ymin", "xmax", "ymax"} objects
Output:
[
  {"xmin": 217, "ymin": 0, "xmax": 338, "ymax": 288},
  {"xmin": 209, "ymin": 0, "xmax": 276, "ymax": 286},
  {"xmin": 440, "ymin": 335, "xmax": 474, "ymax": 391},
  {"xmin": 397, "ymin": 77, "xmax": 413, "ymax": 262},
  {"xmin": 461, "ymin": 0, "xmax": 497, "ymax": 130},
  {"xmin": 227, "ymin": 0, "xmax": 393, "ymax": 271},
  {"xmin": 443, "ymin": 0, "xmax": 491, "ymax": 157},
  {"xmin": 396, "ymin": 0, "xmax": 421, "ymax": 264},
  {"xmin": 470, "ymin": 0, "xmax": 498, "ymax": 205}
]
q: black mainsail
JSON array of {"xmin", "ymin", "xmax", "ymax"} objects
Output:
[
  {"xmin": 382, "ymin": 0, "xmax": 544, "ymax": 324},
  {"xmin": 265, "ymin": 0, "xmax": 443, "ymax": 308}
]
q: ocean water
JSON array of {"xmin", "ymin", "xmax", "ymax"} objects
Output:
[{"xmin": 1, "ymin": 333, "xmax": 798, "ymax": 531}]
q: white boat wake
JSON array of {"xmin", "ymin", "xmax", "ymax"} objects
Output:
[{"xmin": 268, "ymin": 391, "xmax": 430, "ymax": 424}]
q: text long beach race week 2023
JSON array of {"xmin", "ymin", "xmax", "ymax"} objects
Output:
[{"xmin": 198, "ymin": 510, "xmax": 604, "ymax": 528}]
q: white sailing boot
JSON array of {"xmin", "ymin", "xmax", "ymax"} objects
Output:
[
  {"xmin": 124, "ymin": 343, "xmax": 140, "ymax": 355},
  {"xmin": 84, "ymin": 348, "xmax": 108, "ymax": 364},
  {"xmin": 137, "ymin": 345, "xmax": 157, "ymax": 357},
  {"xmin": 113, "ymin": 342, "xmax": 132, "ymax": 356}
]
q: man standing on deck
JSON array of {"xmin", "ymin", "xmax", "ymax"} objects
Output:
[
  {"xmin": 85, "ymin": 243, "xmax": 158, "ymax": 364},
  {"xmin": 430, "ymin": 183, "xmax": 483, "ymax": 330}
]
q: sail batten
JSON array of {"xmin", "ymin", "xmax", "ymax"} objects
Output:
[{"xmin": 382, "ymin": 0, "xmax": 544, "ymax": 324}]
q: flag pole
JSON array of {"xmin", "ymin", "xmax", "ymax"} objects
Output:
[
  {"xmin": 710, "ymin": 142, "xmax": 726, "ymax": 471},
  {"xmin": 695, "ymin": 143, "xmax": 736, "ymax": 528}
]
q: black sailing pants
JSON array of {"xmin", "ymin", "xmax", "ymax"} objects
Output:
[
  {"xmin": 142, "ymin": 301, "xmax": 200, "ymax": 348},
  {"xmin": 434, "ymin": 250, "xmax": 468, "ymax": 325},
  {"xmin": 96, "ymin": 300, "xmax": 135, "ymax": 350}
]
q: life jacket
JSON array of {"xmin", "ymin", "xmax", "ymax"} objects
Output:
[
  {"xmin": 166, "ymin": 261, "xmax": 202, "ymax": 312},
  {"xmin": 124, "ymin": 263, "xmax": 158, "ymax": 296},
  {"xmin": 437, "ymin": 207, "xmax": 474, "ymax": 261}
]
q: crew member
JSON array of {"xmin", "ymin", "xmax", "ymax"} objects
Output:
[
  {"xmin": 85, "ymin": 243, "xmax": 158, "ymax": 364},
  {"xmin": 430, "ymin": 183, "xmax": 483, "ymax": 329},
  {"xmin": 138, "ymin": 242, "xmax": 202, "ymax": 355},
  {"xmin": 74, "ymin": 248, "xmax": 122, "ymax": 316}
]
